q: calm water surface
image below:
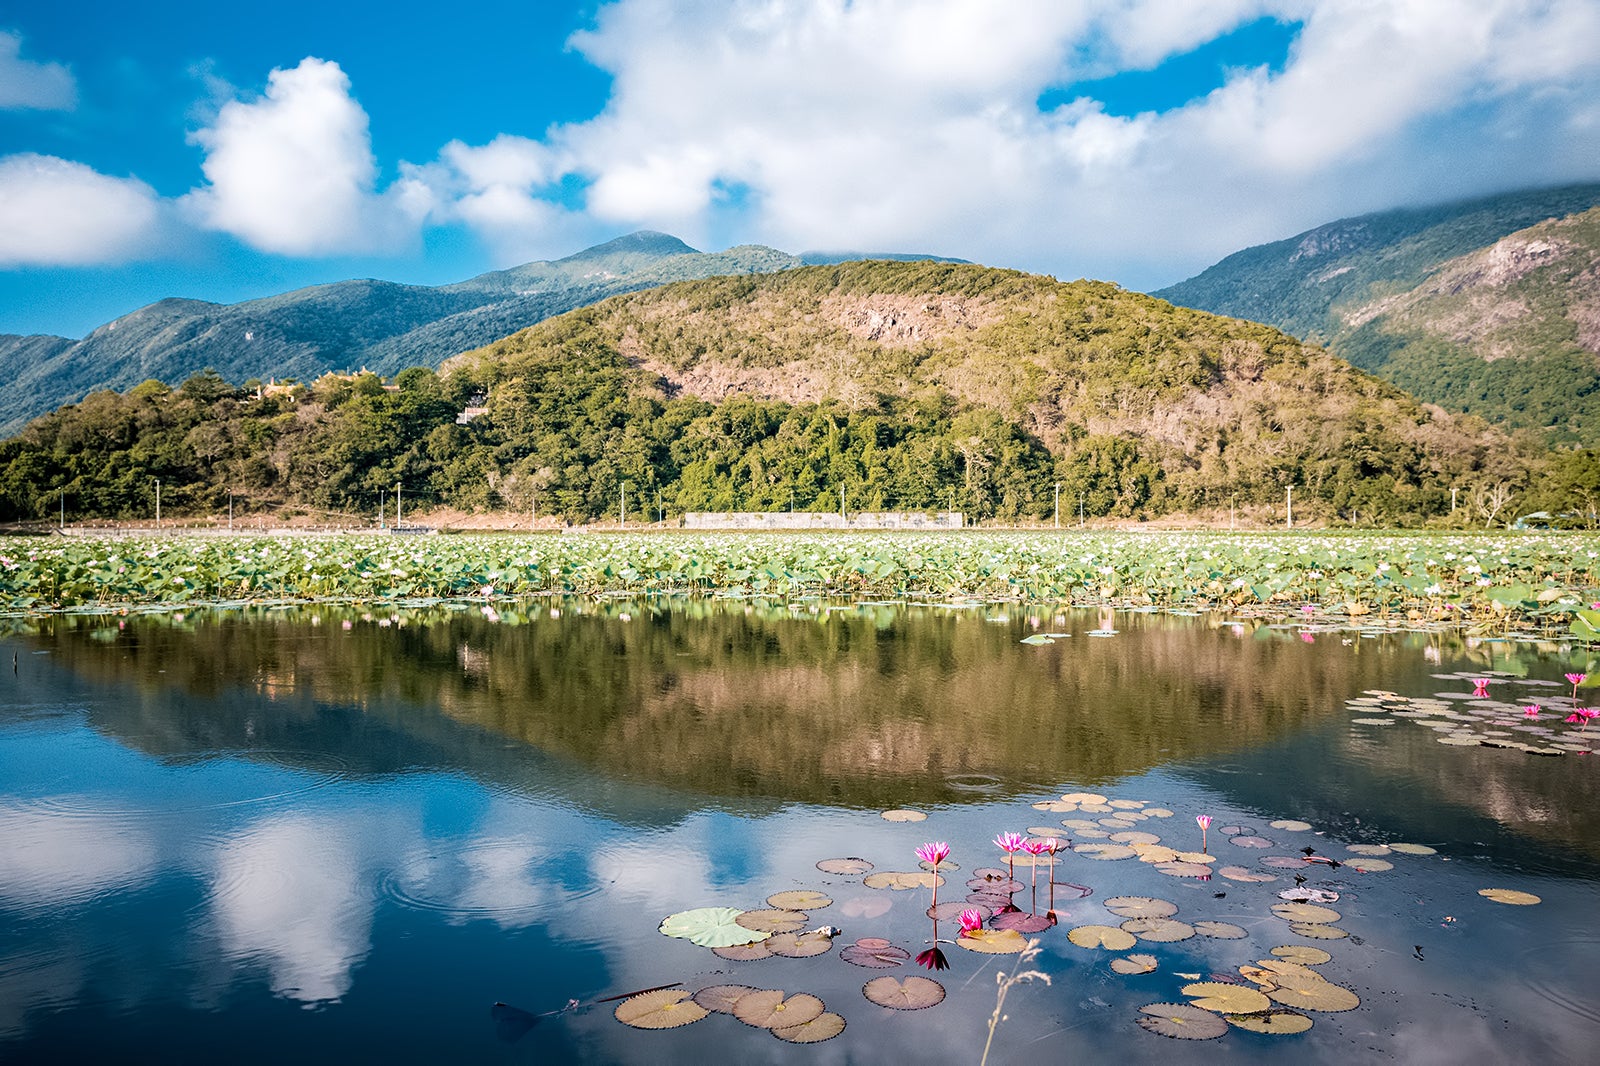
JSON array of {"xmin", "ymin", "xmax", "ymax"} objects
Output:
[{"xmin": 2, "ymin": 600, "xmax": 1598, "ymax": 1064}]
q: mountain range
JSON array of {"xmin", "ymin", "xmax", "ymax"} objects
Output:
[
  {"xmin": 1154, "ymin": 183, "xmax": 1600, "ymax": 444},
  {"xmin": 0, "ymin": 232, "xmax": 960, "ymax": 435}
]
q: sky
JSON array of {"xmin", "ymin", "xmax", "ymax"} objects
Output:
[{"xmin": 2, "ymin": 0, "xmax": 1599, "ymax": 339}]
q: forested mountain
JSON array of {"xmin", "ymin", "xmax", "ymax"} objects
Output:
[
  {"xmin": 1153, "ymin": 184, "xmax": 1600, "ymax": 444},
  {"xmin": 0, "ymin": 261, "xmax": 1538, "ymax": 527},
  {"xmin": 0, "ymin": 232, "xmax": 959, "ymax": 435}
]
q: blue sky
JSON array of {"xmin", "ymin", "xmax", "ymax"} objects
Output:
[{"xmin": 2, "ymin": 0, "xmax": 1598, "ymax": 338}]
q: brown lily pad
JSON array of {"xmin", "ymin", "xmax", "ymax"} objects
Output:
[
  {"xmin": 1271, "ymin": 903, "xmax": 1340, "ymax": 924},
  {"xmin": 713, "ymin": 941, "xmax": 774, "ymax": 961},
  {"xmin": 1226, "ymin": 1009, "xmax": 1313, "ymax": 1034},
  {"xmin": 956, "ymin": 928, "xmax": 1029, "ymax": 954},
  {"xmin": 1479, "ymin": 888, "xmax": 1541, "ymax": 905},
  {"xmin": 1068, "ymin": 924, "xmax": 1137, "ymax": 950},
  {"xmin": 1271, "ymin": 945, "xmax": 1332, "ymax": 965},
  {"xmin": 1193, "ymin": 921, "xmax": 1248, "ymax": 939},
  {"xmin": 1183, "ymin": 981, "xmax": 1272, "ymax": 1014},
  {"xmin": 1111, "ymin": 953, "xmax": 1159, "ymax": 975},
  {"xmin": 737, "ymin": 909, "xmax": 808, "ymax": 934},
  {"xmin": 767, "ymin": 931, "xmax": 835, "ymax": 958},
  {"xmin": 1121, "ymin": 917, "xmax": 1196, "ymax": 943},
  {"xmin": 772, "ymin": 1011, "xmax": 846, "ymax": 1043},
  {"xmin": 816, "ymin": 857, "xmax": 873, "ymax": 875},
  {"xmin": 839, "ymin": 938, "xmax": 911, "ymax": 967},
  {"xmin": 863, "ymin": 975, "xmax": 945, "ymax": 1010},
  {"xmin": 1135, "ymin": 1002, "xmax": 1228, "ymax": 1040},
  {"xmin": 864, "ymin": 871, "xmax": 942, "ymax": 891},
  {"xmin": 734, "ymin": 989, "xmax": 825, "ymax": 1029},
  {"xmin": 880, "ymin": 809, "xmax": 927, "ymax": 822},
  {"xmin": 692, "ymin": 985, "xmax": 758, "ymax": 1014},
  {"xmin": 990, "ymin": 911, "xmax": 1054, "ymax": 932},
  {"xmin": 615, "ymin": 989, "xmax": 708, "ymax": 1029},
  {"xmin": 1105, "ymin": 896, "xmax": 1179, "ymax": 919},
  {"xmin": 767, "ymin": 890, "xmax": 832, "ymax": 910}
]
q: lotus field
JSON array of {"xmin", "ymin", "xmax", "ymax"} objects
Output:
[{"xmin": 5, "ymin": 530, "xmax": 1600, "ymax": 638}]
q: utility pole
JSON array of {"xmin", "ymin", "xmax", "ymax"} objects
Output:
[
  {"xmin": 379, "ymin": 492, "xmax": 385, "ymax": 530},
  {"xmin": 228, "ymin": 491, "xmax": 234, "ymax": 531},
  {"xmin": 1231, "ymin": 495, "xmax": 1236, "ymax": 531},
  {"xmin": 1054, "ymin": 482, "xmax": 1061, "ymax": 529},
  {"xmin": 396, "ymin": 482, "xmax": 402, "ymax": 528},
  {"xmin": 620, "ymin": 481, "xmax": 627, "ymax": 527},
  {"xmin": 1078, "ymin": 493, "xmax": 1085, "ymax": 528},
  {"xmin": 840, "ymin": 485, "xmax": 846, "ymax": 522},
  {"xmin": 59, "ymin": 489, "xmax": 64, "ymax": 531},
  {"xmin": 1286, "ymin": 484, "xmax": 1294, "ymax": 529},
  {"xmin": 1451, "ymin": 487, "xmax": 1458, "ymax": 513},
  {"xmin": 155, "ymin": 479, "xmax": 161, "ymax": 530}
]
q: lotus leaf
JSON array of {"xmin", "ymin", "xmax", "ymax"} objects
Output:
[
  {"xmin": 1121, "ymin": 917, "xmax": 1196, "ymax": 942},
  {"xmin": 661, "ymin": 907, "xmax": 772, "ymax": 947},
  {"xmin": 864, "ymin": 871, "xmax": 942, "ymax": 891},
  {"xmin": 614, "ymin": 989, "xmax": 709, "ymax": 1029},
  {"xmin": 990, "ymin": 911, "xmax": 1053, "ymax": 932},
  {"xmin": 713, "ymin": 941, "xmax": 773, "ymax": 961},
  {"xmin": 772, "ymin": 1011, "xmax": 846, "ymax": 1043},
  {"xmin": 1225, "ymin": 1009, "xmax": 1313, "ymax": 1034},
  {"xmin": 862, "ymin": 975, "xmax": 946, "ymax": 1010},
  {"xmin": 1266, "ymin": 981, "xmax": 1360, "ymax": 1012},
  {"xmin": 956, "ymin": 928, "xmax": 1030, "ymax": 953},
  {"xmin": 733, "ymin": 990, "xmax": 825, "ymax": 1029},
  {"xmin": 839, "ymin": 939, "xmax": 911, "ymax": 967},
  {"xmin": 693, "ymin": 985, "xmax": 758, "ymax": 1013},
  {"xmin": 1271, "ymin": 945, "xmax": 1332, "ymax": 965},
  {"xmin": 736, "ymin": 909, "xmax": 807, "ymax": 933},
  {"xmin": 1345, "ymin": 857, "xmax": 1394, "ymax": 872},
  {"xmin": 1386, "ymin": 843, "xmax": 1437, "ymax": 855},
  {"xmin": 1183, "ymin": 981, "xmax": 1272, "ymax": 1014},
  {"xmin": 766, "ymin": 890, "xmax": 831, "ymax": 910},
  {"xmin": 1135, "ymin": 1002, "xmax": 1228, "ymax": 1040},
  {"xmin": 1104, "ymin": 896, "xmax": 1178, "ymax": 919},
  {"xmin": 1288, "ymin": 922, "xmax": 1349, "ymax": 940},
  {"xmin": 816, "ymin": 857, "xmax": 873, "ymax": 875},
  {"xmin": 1479, "ymin": 888, "xmax": 1541, "ymax": 905},
  {"xmin": 1193, "ymin": 921, "xmax": 1248, "ymax": 939},
  {"xmin": 880, "ymin": 809, "xmax": 927, "ymax": 822},
  {"xmin": 1110, "ymin": 953, "xmax": 1159, "ymax": 975},
  {"xmin": 766, "ymin": 931, "xmax": 835, "ymax": 958},
  {"xmin": 1068, "ymin": 924, "xmax": 1138, "ymax": 950}
]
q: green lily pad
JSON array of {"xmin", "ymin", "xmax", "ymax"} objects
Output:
[{"xmin": 661, "ymin": 907, "xmax": 772, "ymax": 947}]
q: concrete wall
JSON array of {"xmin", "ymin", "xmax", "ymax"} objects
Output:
[{"xmin": 683, "ymin": 511, "xmax": 964, "ymax": 530}]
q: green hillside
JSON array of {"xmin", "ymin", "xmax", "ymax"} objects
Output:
[
  {"xmin": 0, "ymin": 232, "xmax": 900, "ymax": 436},
  {"xmin": 1154, "ymin": 184, "xmax": 1600, "ymax": 443},
  {"xmin": 0, "ymin": 261, "xmax": 1531, "ymax": 528}
]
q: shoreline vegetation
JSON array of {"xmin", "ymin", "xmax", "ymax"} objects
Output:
[{"xmin": 3, "ymin": 530, "xmax": 1600, "ymax": 642}]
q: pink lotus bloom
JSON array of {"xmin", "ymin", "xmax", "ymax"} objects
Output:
[
  {"xmin": 958, "ymin": 908, "xmax": 984, "ymax": 936},
  {"xmin": 1300, "ymin": 632, "xmax": 1315, "ymax": 643},
  {"xmin": 993, "ymin": 831, "xmax": 1025, "ymax": 854},
  {"xmin": 916, "ymin": 946, "xmax": 950, "ymax": 971},
  {"xmin": 1020, "ymin": 839, "xmax": 1050, "ymax": 856},
  {"xmin": 915, "ymin": 841, "xmax": 950, "ymax": 867},
  {"xmin": 1195, "ymin": 815, "xmax": 1213, "ymax": 830},
  {"xmin": 1567, "ymin": 713, "xmax": 1584, "ymax": 724},
  {"xmin": 1567, "ymin": 673, "xmax": 1588, "ymax": 686},
  {"xmin": 1524, "ymin": 706, "xmax": 1541, "ymax": 719},
  {"xmin": 1471, "ymin": 678, "xmax": 1490, "ymax": 695},
  {"xmin": 1582, "ymin": 709, "xmax": 1600, "ymax": 720}
]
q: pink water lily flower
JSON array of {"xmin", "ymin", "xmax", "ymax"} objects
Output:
[
  {"xmin": 1020, "ymin": 839, "xmax": 1050, "ymax": 856},
  {"xmin": 1471, "ymin": 678, "xmax": 1490, "ymax": 696},
  {"xmin": 1524, "ymin": 705, "xmax": 1541, "ymax": 719},
  {"xmin": 915, "ymin": 841, "xmax": 950, "ymax": 867},
  {"xmin": 993, "ymin": 831, "xmax": 1025, "ymax": 853},
  {"xmin": 1195, "ymin": 815, "xmax": 1213, "ymax": 830},
  {"xmin": 1567, "ymin": 713, "xmax": 1585, "ymax": 724},
  {"xmin": 1567, "ymin": 673, "xmax": 1587, "ymax": 686},
  {"xmin": 958, "ymin": 908, "xmax": 984, "ymax": 936}
]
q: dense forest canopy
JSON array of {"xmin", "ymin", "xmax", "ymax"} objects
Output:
[{"xmin": 0, "ymin": 261, "xmax": 1582, "ymax": 527}]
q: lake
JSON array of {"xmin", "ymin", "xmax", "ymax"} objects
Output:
[{"xmin": 2, "ymin": 599, "xmax": 1598, "ymax": 1063}]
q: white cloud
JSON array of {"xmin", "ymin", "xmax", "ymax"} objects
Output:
[
  {"xmin": 0, "ymin": 31, "xmax": 74, "ymax": 110},
  {"xmin": 419, "ymin": 0, "xmax": 1600, "ymax": 285},
  {"xmin": 0, "ymin": 154, "xmax": 163, "ymax": 267},
  {"xmin": 185, "ymin": 57, "xmax": 419, "ymax": 256}
]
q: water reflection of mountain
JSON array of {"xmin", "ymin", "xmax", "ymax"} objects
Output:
[{"xmin": 2, "ymin": 601, "xmax": 1485, "ymax": 813}]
